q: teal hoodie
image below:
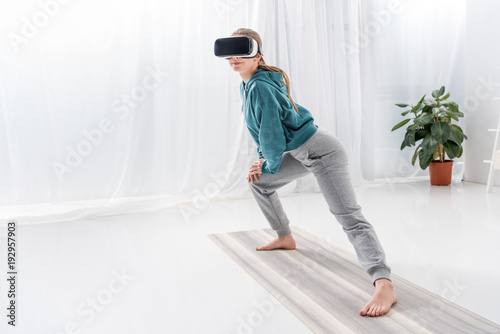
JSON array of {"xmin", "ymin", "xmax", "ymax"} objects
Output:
[{"xmin": 240, "ymin": 69, "xmax": 317, "ymax": 174}]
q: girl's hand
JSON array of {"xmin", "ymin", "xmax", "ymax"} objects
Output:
[{"xmin": 247, "ymin": 159, "xmax": 266, "ymax": 183}]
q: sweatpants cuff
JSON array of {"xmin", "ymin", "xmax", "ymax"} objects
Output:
[
  {"xmin": 371, "ymin": 268, "xmax": 391, "ymax": 285},
  {"xmin": 276, "ymin": 225, "xmax": 292, "ymax": 237}
]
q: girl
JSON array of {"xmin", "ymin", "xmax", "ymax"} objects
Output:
[{"xmin": 228, "ymin": 28, "xmax": 397, "ymax": 317}]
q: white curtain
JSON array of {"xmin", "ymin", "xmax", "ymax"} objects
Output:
[{"xmin": 0, "ymin": 0, "xmax": 466, "ymax": 222}]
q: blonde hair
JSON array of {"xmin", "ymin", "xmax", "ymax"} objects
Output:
[{"xmin": 232, "ymin": 28, "xmax": 299, "ymax": 113}]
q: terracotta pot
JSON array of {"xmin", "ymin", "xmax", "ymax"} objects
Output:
[{"xmin": 429, "ymin": 160, "xmax": 453, "ymax": 186}]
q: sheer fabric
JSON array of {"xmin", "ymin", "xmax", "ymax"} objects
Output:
[{"xmin": 0, "ymin": 0, "xmax": 466, "ymax": 221}]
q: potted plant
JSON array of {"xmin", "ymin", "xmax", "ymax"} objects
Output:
[{"xmin": 391, "ymin": 86, "xmax": 468, "ymax": 186}]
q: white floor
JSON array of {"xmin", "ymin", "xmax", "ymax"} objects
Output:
[{"xmin": 1, "ymin": 180, "xmax": 499, "ymax": 334}]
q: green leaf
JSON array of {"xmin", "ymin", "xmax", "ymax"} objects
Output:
[
  {"xmin": 432, "ymin": 149, "xmax": 440, "ymax": 160},
  {"xmin": 448, "ymin": 102, "xmax": 459, "ymax": 113},
  {"xmin": 446, "ymin": 111, "xmax": 459, "ymax": 122},
  {"xmin": 401, "ymin": 109, "xmax": 412, "ymax": 116},
  {"xmin": 401, "ymin": 130, "xmax": 418, "ymax": 150},
  {"xmin": 422, "ymin": 105, "xmax": 432, "ymax": 113},
  {"xmin": 443, "ymin": 106, "xmax": 464, "ymax": 118},
  {"xmin": 419, "ymin": 133, "xmax": 438, "ymax": 168},
  {"xmin": 400, "ymin": 133, "xmax": 410, "ymax": 150},
  {"xmin": 450, "ymin": 124, "xmax": 467, "ymax": 139},
  {"xmin": 424, "ymin": 98, "xmax": 437, "ymax": 107},
  {"xmin": 412, "ymin": 147, "xmax": 421, "ymax": 166},
  {"xmin": 438, "ymin": 86, "xmax": 445, "ymax": 97},
  {"xmin": 448, "ymin": 127, "xmax": 463, "ymax": 145},
  {"xmin": 415, "ymin": 129, "xmax": 429, "ymax": 141},
  {"xmin": 457, "ymin": 146, "xmax": 463, "ymax": 158},
  {"xmin": 450, "ymin": 126, "xmax": 464, "ymax": 143},
  {"xmin": 412, "ymin": 102, "xmax": 423, "ymax": 114},
  {"xmin": 408, "ymin": 130, "xmax": 417, "ymax": 146},
  {"xmin": 443, "ymin": 140, "xmax": 460, "ymax": 159},
  {"xmin": 432, "ymin": 107, "xmax": 440, "ymax": 115},
  {"xmin": 419, "ymin": 143, "xmax": 436, "ymax": 170},
  {"xmin": 432, "ymin": 89, "xmax": 439, "ymax": 98},
  {"xmin": 450, "ymin": 124, "xmax": 463, "ymax": 133},
  {"xmin": 407, "ymin": 124, "xmax": 421, "ymax": 131},
  {"xmin": 421, "ymin": 133, "xmax": 432, "ymax": 148},
  {"xmin": 391, "ymin": 118, "xmax": 411, "ymax": 132},
  {"xmin": 431, "ymin": 122, "xmax": 451, "ymax": 143},
  {"xmin": 440, "ymin": 92, "xmax": 450, "ymax": 101},
  {"xmin": 414, "ymin": 113, "xmax": 435, "ymax": 125},
  {"xmin": 395, "ymin": 103, "xmax": 409, "ymax": 108}
]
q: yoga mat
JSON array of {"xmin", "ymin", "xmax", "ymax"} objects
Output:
[{"xmin": 208, "ymin": 227, "xmax": 500, "ymax": 334}]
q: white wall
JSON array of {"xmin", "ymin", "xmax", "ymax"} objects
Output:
[{"xmin": 464, "ymin": 0, "xmax": 500, "ymax": 185}]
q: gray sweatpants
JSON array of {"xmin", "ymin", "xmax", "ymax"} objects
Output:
[{"xmin": 249, "ymin": 126, "xmax": 391, "ymax": 283}]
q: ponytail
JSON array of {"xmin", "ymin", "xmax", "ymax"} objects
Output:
[{"xmin": 258, "ymin": 57, "xmax": 299, "ymax": 113}]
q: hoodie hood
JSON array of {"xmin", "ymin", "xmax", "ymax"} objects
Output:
[{"xmin": 245, "ymin": 69, "xmax": 287, "ymax": 95}]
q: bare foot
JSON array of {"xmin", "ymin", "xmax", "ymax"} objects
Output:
[
  {"xmin": 359, "ymin": 278, "xmax": 398, "ymax": 316},
  {"xmin": 256, "ymin": 234, "xmax": 296, "ymax": 251}
]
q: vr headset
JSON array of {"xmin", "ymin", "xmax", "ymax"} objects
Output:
[{"xmin": 214, "ymin": 36, "xmax": 263, "ymax": 59}]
